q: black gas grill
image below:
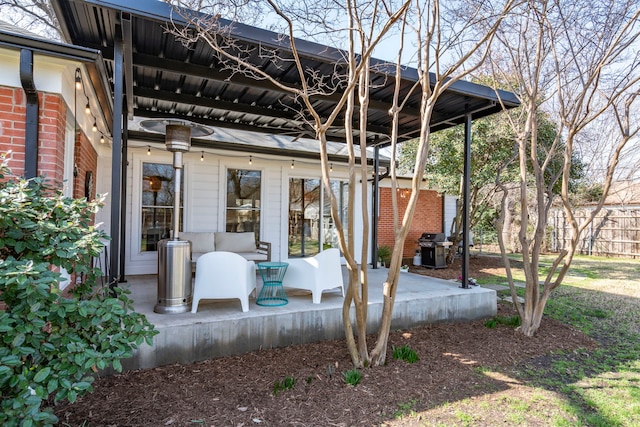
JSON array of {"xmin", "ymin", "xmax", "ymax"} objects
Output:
[{"xmin": 418, "ymin": 233, "xmax": 450, "ymax": 269}]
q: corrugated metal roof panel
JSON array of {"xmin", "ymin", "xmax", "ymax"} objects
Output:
[{"xmin": 51, "ymin": 0, "xmax": 520, "ymax": 146}]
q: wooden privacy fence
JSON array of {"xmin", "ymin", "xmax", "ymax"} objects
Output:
[{"xmin": 551, "ymin": 209, "xmax": 640, "ymax": 258}]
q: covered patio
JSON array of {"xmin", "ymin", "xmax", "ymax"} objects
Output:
[
  {"xmin": 120, "ymin": 268, "xmax": 496, "ymax": 371},
  {"xmin": 51, "ymin": 0, "xmax": 520, "ymax": 280},
  {"xmin": 48, "ymin": 0, "xmax": 515, "ymax": 371}
]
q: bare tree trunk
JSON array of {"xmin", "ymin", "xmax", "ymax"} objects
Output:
[
  {"xmin": 369, "ymin": 0, "xmax": 517, "ymax": 364},
  {"xmin": 488, "ymin": 0, "xmax": 640, "ymax": 336},
  {"xmin": 337, "ymin": 9, "xmax": 368, "ymax": 365},
  {"xmin": 169, "ymin": 0, "xmax": 519, "ymax": 362}
]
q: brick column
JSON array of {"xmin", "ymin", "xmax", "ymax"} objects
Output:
[{"xmin": 377, "ymin": 188, "xmax": 444, "ymax": 257}]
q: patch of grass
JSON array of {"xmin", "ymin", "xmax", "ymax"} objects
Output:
[
  {"xmin": 543, "ymin": 289, "xmax": 615, "ymax": 335},
  {"xmin": 273, "ymin": 376, "xmax": 295, "ymax": 396},
  {"xmin": 505, "ymin": 256, "xmax": 640, "ymax": 427},
  {"xmin": 585, "ymin": 308, "xmax": 609, "ymax": 318},
  {"xmin": 456, "ymin": 253, "xmax": 640, "ymax": 426},
  {"xmin": 393, "ymin": 399, "xmax": 417, "ymax": 419},
  {"xmin": 342, "ymin": 368, "xmax": 362, "ymax": 386},
  {"xmin": 484, "ymin": 314, "xmax": 521, "ymax": 328},
  {"xmin": 392, "ymin": 344, "xmax": 419, "ymax": 363},
  {"xmin": 454, "ymin": 410, "xmax": 475, "ymax": 426}
]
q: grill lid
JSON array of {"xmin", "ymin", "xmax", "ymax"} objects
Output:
[{"xmin": 419, "ymin": 232, "xmax": 445, "ymax": 242}]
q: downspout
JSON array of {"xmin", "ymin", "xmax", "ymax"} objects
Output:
[
  {"xmin": 441, "ymin": 193, "xmax": 446, "ymax": 235},
  {"xmin": 19, "ymin": 49, "xmax": 38, "ymax": 179}
]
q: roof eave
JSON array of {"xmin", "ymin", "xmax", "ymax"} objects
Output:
[
  {"xmin": 0, "ymin": 29, "xmax": 114, "ymax": 130},
  {"xmin": 67, "ymin": 0, "xmax": 521, "ymax": 110}
]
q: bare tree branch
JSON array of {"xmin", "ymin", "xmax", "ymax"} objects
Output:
[{"xmin": 0, "ymin": 0, "xmax": 62, "ymax": 40}]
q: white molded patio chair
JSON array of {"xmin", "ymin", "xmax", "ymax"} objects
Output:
[
  {"xmin": 283, "ymin": 248, "xmax": 345, "ymax": 304},
  {"xmin": 191, "ymin": 251, "xmax": 257, "ymax": 313}
]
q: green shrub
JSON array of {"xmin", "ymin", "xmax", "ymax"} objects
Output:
[
  {"xmin": 273, "ymin": 376, "xmax": 295, "ymax": 395},
  {"xmin": 377, "ymin": 245, "xmax": 392, "ymax": 266},
  {"xmin": 392, "ymin": 345, "xmax": 419, "ymax": 363},
  {"xmin": 0, "ymin": 154, "xmax": 158, "ymax": 425},
  {"xmin": 342, "ymin": 368, "xmax": 362, "ymax": 386}
]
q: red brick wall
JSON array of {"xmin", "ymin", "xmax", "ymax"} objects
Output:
[
  {"xmin": 378, "ymin": 188, "xmax": 443, "ymax": 257},
  {"xmin": 0, "ymin": 86, "xmax": 27, "ymax": 171},
  {"xmin": 39, "ymin": 93, "xmax": 67, "ymax": 183},
  {"xmin": 0, "ymin": 86, "xmax": 67, "ymax": 183},
  {"xmin": 73, "ymin": 131, "xmax": 98, "ymax": 200}
]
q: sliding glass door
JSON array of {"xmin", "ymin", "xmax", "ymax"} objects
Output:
[
  {"xmin": 288, "ymin": 178, "xmax": 320, "ymax": 257},
  {"xmin": 288, "ymin": 178, "xmax": 348, "ymax": 257},
  {"xmin": 323, "ymin": 180, "xmax": 348, "ymax": 251}
]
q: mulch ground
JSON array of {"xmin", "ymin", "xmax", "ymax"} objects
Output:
[{"xmin": 52, "ymin": 255, "xmax": 595, "ymax": 426}]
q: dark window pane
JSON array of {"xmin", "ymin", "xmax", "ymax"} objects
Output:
[
  {"xmin": 288, "ymin": 178, "xmax": 321, "ymax": 257},
  {"xmin": 226, "ymin": 169, "xmax": 261, "ymax": 238},
  {"xmin": 323, "ymin": 180, "xmax": 348, "ymax": 250},
  {"xmin": 141, "ymin": 163, "xmax": 183, "ymax": 252}
]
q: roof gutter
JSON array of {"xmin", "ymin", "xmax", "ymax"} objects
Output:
[
  {"xmin": 0, "ymin": 29, "xmax": 113, "ymax": 133},
  {"xmin": 19, "ymin": 49, "xmax": 38, "ymax": 179},
  {"xmin": 0, "ymin": 30, "xmax": 101, "ymax": 63}
]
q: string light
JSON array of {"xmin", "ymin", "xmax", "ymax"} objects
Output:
[
  {"xmin": 74, "ymin": 68, "xmax": 82, "ymax": 90},
  {"xmin": 147, "ymin": 146, "xmax": 151, "ymax": 155},
  {"xmin": 200, "ymin": 151, "xmax": 204, "ymax": 162},
  {"xmin": 74, "ymin": 67, "xmax": 111, "ymax": 146},
  {"xmin": 291, "ymin": 159, "xmax": 295, "ymax": 169},
  {"xmin": 249, "ymin": 155, "xmax": 252, "ymax": 165}
]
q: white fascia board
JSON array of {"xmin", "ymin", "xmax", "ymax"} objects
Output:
[{"xmin": 0, "ymin": 49, "xmax": 21, "ymax": 87}]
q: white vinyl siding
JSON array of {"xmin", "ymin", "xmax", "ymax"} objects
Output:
[{"xmin": 122, "ymin": 147, "xmax": 367, "ymax": 274}]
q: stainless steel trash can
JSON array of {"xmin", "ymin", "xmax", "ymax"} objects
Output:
[{"xmin": 155, "ymin": 239, "xmax": 192, "ymax": 314}]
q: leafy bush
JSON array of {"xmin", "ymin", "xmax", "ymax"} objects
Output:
[
  {"xmin": 377, "ymin": 245, "xmax": 392, "ymax": 266},
  {"xmin": 0, "ymin": 154, "xmax": 158, "ymax": 425},
  {"xmin": 392, "ymin": 345, "xmax": 419, "ymax": 363}
]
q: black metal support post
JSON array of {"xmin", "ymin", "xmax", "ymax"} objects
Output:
[
  {"xmin": 461, "ymin": 112, "xmax": 472, "ymax": 289},
  {"xmin": 109, "ymin": 28, "xmax": 124, "ymax": 287},
  {"xmin": 118, "ymin": 11, "xmax": 134, "ymax": 283},
  {"xmin": 300, "ymin": 178, "xmax": 306, "ymax": 257},
  {"xmin": 19, "ymin": 49, "xmax": 38, "ymax": 179},
  {"xmin": 371, "ymin": 146, "xmax": 380, "ymax": 269},
  {"xmin": 119, "ymin": 106, "xmax": 128, "ymax": 283}
]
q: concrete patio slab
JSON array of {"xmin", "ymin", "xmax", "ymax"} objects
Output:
[{"xmin": 119, "ymin": 267, "xmax": 497, "ymax": 371}]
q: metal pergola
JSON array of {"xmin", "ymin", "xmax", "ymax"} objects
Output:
[{"xmin": 51, "ymin": 0, "xmax": 520, "ymax": 286}]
